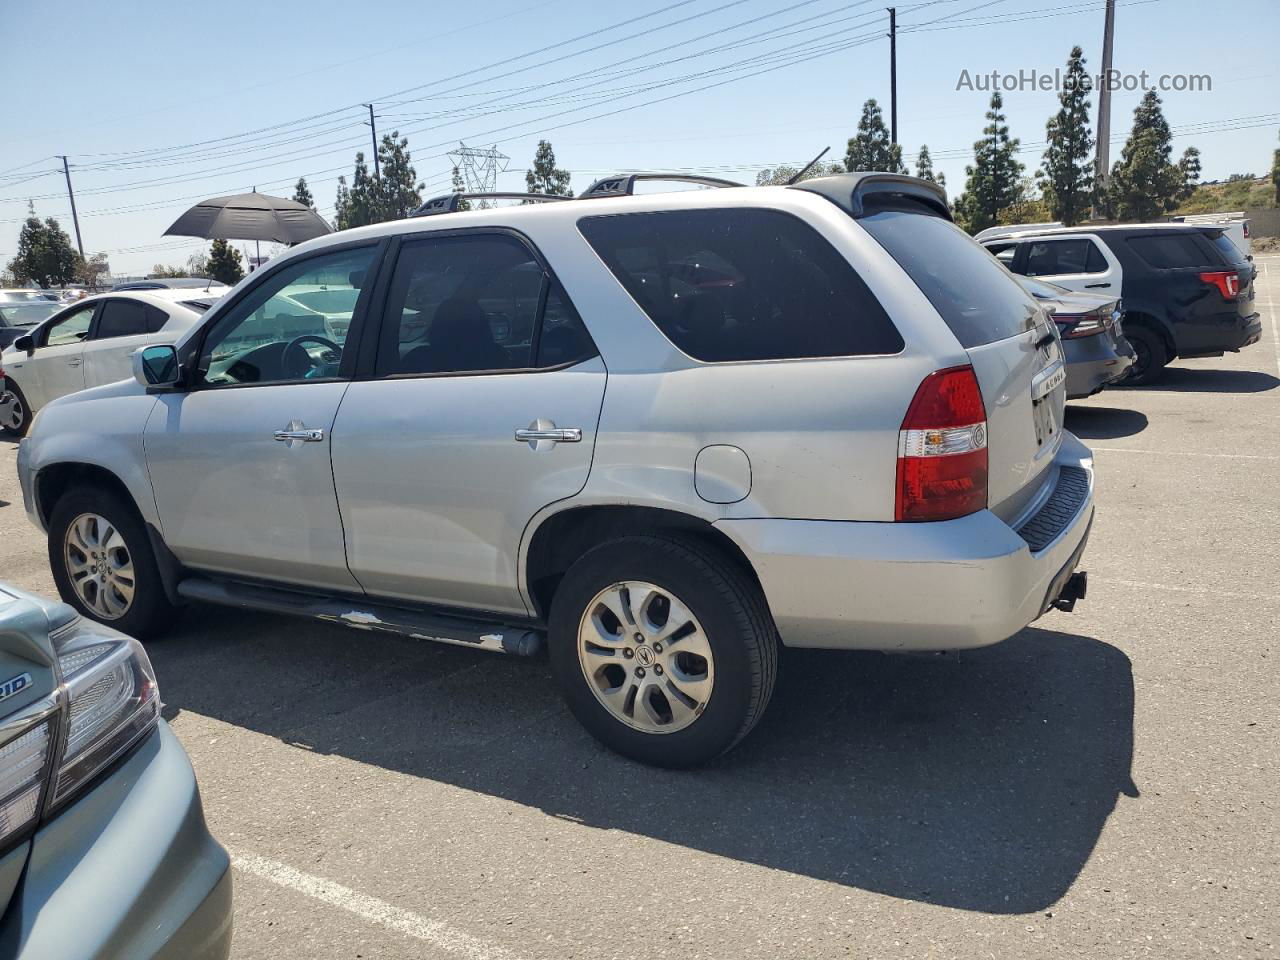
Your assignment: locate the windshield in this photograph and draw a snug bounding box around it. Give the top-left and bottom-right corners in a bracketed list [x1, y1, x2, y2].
[0, 291, 59, 304]
[0, 301, 63, 328]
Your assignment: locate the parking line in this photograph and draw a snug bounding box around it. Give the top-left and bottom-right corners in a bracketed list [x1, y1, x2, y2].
[1091, 446, 1278, 460]
[1263, 260, 1280, 378]
[1095, 576, 1271, 602]
[231, 852, 521, 960]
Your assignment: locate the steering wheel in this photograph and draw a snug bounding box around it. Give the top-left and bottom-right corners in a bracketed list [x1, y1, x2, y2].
[282, 335, 341, 379]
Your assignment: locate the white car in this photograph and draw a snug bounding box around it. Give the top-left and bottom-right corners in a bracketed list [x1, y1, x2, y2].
[1, 288, 221, 436]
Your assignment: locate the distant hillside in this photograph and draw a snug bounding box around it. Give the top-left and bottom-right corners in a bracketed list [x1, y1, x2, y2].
[1174, 178, 1275, 215]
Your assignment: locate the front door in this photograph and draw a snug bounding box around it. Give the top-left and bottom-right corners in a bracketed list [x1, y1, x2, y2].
[144, 244, 382, 591]
[18, 301, 95, 409]
[331, 232, 606, 615]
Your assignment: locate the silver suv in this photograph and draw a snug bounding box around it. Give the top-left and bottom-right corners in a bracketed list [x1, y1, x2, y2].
[17, 173, 1094, 766]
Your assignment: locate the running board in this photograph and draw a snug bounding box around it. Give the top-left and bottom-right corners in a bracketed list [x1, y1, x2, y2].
[175, 577, 544, 656]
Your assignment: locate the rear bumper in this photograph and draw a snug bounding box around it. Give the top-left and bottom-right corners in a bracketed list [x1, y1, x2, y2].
[1064, 334, 1133, 399]
[1176, 310, 1262, 356]
[718, 433, 1095, 651]
[2, 723, 232, 960]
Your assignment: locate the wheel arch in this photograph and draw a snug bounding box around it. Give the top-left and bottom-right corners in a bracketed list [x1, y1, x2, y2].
[1121, 308, 1177, 358]
[34, 461, 145, 529]
[523, 504, 765, 622]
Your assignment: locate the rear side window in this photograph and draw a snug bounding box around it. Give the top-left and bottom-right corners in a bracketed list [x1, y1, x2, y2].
[1208, 233, 1247, 265]
[1127, 234, 1213, 269]
[95, 299, 165, 339]
[578, 208, 903, 361]
[1023, 238, 1106, 276]
[860, 209, 1037, 347]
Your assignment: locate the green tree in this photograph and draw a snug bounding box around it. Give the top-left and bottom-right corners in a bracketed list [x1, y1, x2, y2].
[207, 239, 244, 285]
[334, 176, 352, 230]
[914, 145, 945, 188]
[376, 131, 423, 219]
[754, 160, 843, 186]
[340, 152, 382, 228]
[526, 139, 572, 196]
[1177, 147, 1202, 203]
[151, 263, 190, 278]
[451, 165, 471, 211]
[292, 177, 315, 209]
[186, 250, 210, 277]
[954, 92, 1026, 233]
[1040, 46, 1094, 226]
[7, 212, 81, 287]
[844, 99, 905, 173]
[1105, 91, 1187, 220]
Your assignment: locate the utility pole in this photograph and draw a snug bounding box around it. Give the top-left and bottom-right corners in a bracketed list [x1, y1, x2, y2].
[1094, 0, 1116, 216]
[887, 7, 898, 145]
[56, 155, 84, 258]
[363, 104, 380, 178]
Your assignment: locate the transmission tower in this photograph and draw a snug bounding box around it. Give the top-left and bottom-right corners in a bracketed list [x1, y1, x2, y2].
[448, 143, 509, 207]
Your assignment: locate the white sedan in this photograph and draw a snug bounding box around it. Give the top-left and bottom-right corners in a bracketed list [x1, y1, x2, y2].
[1, 288, 222, 436]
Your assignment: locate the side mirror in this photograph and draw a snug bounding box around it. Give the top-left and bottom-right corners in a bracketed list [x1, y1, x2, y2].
[132, 344, 182, 390]
[14, 335, 33, 356]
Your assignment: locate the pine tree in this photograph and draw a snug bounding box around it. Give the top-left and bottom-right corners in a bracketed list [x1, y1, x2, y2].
[376, 131, 423, 219]
[1177, 147, 1202, 203]
[292, 177, 315, 209]
[334, 176, 352, 230]
[526, 140, 572, 196]
[914, 145, 944, 188]
[451, 166, 471, 211]
[845, 99, 905, 173]
[1106, 91, 1186, 221]
[954, 92, 1025, 233]
[207, 239, 244, 285]
[1040, 46, 1094, 226]
[343, 152, 382, 227]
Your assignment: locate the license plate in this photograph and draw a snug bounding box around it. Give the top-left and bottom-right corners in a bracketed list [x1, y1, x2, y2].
[1033, 396, 1057, 447]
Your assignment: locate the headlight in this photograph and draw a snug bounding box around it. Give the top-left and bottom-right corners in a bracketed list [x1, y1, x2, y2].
[0, 619, 159, 848]
[49, 621, 160, 808]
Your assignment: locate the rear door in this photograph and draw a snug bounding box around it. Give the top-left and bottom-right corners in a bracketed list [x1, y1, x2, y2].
[861, 206, 1066, 523]
[331, 230, 606, 616]
[1018, 234, 1120, 296]
[80, 297, 171, 388]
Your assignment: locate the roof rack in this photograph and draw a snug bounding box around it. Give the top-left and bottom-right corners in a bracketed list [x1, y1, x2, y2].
[578, 173, 744, 200]
[411, 192, 573, 217]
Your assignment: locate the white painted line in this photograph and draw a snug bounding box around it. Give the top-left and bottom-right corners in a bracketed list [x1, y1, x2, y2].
[1091, 446, 1278, 460]
[232, 851, 520, 960]
[1262, 260, 1280, 378]
[1095, 577, 1270, 602]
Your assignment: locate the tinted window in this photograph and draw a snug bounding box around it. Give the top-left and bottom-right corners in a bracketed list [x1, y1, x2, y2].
[579, 208, 902, 361]
[0, 301, 61, 328]
[376, 234, 594, 376]
[860, 209, 1037, 347]
[198, 245, 377, 386]
[986, 242, 1017, 265]
[1209, 233, 1247, 265]
[1023, 238, 1105, 276]
[42, 303, 96, 346]
[1127, 234, 1213, 269]
[95, 299, 156, 339]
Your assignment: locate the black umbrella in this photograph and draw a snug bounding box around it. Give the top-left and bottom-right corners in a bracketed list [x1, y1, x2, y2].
[163, 192, 332, 245]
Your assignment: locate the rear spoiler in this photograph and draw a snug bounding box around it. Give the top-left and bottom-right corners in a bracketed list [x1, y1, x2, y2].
[791, 172, 952, 221]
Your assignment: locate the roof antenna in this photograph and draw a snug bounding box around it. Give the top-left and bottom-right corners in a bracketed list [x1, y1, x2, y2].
[786, 147, 831, 186]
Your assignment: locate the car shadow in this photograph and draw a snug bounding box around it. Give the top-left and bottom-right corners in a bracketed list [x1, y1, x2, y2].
[1108, 366, 1280, 394]
[153, 605, 1136, 914]
[1065, 405, 1149, 440]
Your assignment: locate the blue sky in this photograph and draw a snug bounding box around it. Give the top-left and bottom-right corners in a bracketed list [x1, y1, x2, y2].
[2, 0, 1276, 275]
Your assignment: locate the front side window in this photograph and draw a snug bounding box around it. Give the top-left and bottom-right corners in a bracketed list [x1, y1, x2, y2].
[197, 245, 377, 386]
[579, 208, 903, 362]
[1023, 238, 1105, 276]
[375, 234, 595, 376]
[41, 303, 96, 347]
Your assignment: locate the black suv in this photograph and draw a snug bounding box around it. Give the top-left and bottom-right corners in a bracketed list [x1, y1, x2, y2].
[982, 224, 1261, 383]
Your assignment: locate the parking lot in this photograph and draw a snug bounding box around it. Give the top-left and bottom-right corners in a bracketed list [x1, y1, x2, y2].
[1, 256, 1276, 959]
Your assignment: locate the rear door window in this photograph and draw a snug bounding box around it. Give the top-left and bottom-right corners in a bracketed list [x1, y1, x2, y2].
[578, 208, 903, 361]
[94, 299, 162, 339]
[859, 208, 1037, 347]
[1023, 238, 1106, 276]
[1127, 234, 1214, 269]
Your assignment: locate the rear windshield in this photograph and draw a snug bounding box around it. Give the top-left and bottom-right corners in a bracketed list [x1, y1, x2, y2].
[578, 208, 903, 362]
[859, 209, 1037, 347]
[1126, 233, 1214, 269]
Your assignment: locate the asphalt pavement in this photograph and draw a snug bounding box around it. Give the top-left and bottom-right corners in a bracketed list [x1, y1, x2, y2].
[1, 257, 1277, 959]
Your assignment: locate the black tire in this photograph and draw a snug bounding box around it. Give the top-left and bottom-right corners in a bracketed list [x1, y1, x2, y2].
[548, 535, 778, 767]
[0, 380, 32, 438]
[48, 486, 179, 640]
[1119, 325, 1168, 385]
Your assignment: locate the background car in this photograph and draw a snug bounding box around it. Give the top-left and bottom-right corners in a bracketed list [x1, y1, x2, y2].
[0, 290, 65, 350]
[1014, 275, 1133, 399]
[112, 277, 229, 292]
[981, 223, 1261, 383]
[0, 288, 221, 436]
[0, 581, 231, 959]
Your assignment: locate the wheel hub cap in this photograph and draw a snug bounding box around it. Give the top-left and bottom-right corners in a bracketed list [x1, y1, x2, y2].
[64, 513, 135, 620]
[577, 580, 714, 735]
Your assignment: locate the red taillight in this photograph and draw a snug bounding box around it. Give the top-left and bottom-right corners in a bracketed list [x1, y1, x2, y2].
[1199, 270, 1239, 300]
[1054, 308, 1109, 339]
[895, 366, 989, 522]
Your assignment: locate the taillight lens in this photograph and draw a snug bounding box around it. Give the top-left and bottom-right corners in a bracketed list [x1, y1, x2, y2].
[1054, 308, 1109, 338]
[1200, 270, 1239, 300]
[895, 366, 989, 522]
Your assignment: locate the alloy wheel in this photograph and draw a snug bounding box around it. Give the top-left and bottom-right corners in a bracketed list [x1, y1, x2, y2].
[64, 513, 135, 619]
[577, 580, 714, 734]
[0, 391, 23, 432]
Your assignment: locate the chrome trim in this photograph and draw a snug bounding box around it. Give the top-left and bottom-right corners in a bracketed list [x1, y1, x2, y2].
[0, 693, 60, 748]
[514, 427, 582, 443]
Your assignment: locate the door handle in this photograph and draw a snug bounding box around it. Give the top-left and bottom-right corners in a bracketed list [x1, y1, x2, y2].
[515, 427, 582, 443]
[1084, 282, 1111, 288]
[274, 420, 325, 446]
[67, 358, 83, 367]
